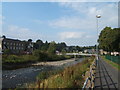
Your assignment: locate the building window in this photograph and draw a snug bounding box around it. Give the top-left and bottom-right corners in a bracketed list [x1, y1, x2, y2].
[10, 47, 12, 50]
[13, 47, 15, 50]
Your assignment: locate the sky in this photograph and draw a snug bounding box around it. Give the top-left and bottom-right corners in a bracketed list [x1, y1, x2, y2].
[1, 2, 118, 46]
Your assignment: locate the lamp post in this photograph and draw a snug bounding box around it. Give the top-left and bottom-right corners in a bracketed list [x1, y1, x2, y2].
[96, 15, 101, 62]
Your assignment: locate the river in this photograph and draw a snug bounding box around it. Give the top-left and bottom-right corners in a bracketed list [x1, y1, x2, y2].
[2, 57, 86, 88]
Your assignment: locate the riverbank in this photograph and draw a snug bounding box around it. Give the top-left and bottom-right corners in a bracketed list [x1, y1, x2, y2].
[32, 58, 78, 66]
[25, 56, 94, 88]
[2, 57, 87, 88]
[3, 58, 76, 70]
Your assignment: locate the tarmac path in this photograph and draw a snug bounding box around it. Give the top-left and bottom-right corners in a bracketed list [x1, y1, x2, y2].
[94, 57, 119, 89]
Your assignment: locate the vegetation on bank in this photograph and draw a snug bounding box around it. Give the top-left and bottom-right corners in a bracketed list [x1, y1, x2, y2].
[101, 56, 120, 70]
[25, 56, 94, 88]
[2, 53, 73, 64]
[2, 49, 75, 70]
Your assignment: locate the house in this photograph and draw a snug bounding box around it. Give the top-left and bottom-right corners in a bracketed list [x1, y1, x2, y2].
[1, 36, 33, 54]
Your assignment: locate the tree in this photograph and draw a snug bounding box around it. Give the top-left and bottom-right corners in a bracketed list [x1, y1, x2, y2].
[47, 41, 56, 54]
[33, 50, 49, 61]
[56, 42, 67, 52]
[35, 39, 43, 49]
[98, 26, 120, 52]
[41, 41, 49, 51]
[28, 39, 32, 42]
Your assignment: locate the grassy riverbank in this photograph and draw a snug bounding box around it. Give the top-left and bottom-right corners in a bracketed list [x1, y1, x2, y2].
[101, 56, 120, 70]
[2, 54, 73, 70]
[25, 56, 94, 88]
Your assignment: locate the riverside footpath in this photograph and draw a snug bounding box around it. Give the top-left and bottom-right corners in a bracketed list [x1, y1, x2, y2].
[94, 57, 119, 89]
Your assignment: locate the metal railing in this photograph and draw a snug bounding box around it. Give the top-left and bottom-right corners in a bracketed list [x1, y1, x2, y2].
[82, 60, 96, 89]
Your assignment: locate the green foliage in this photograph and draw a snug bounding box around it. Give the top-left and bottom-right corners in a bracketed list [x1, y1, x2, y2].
[56, 42, 67, 52]
[33, 50, 49, 61]
[98, 27, 120, 52]
[2, 55, 37, 64]
[47, 41, 56, 54]
[3, 55, 22, 63]
[34, 39, 43, 49]
[3, 49, 11, 55]
[37, 72, 49, 80]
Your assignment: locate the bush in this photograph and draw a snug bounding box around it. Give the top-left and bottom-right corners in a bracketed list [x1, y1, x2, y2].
[33, 50, 49, 61]
[37, 72, 49, 81]
[2, 54, 38, 64]
[22, 55, 37, 62]
[3, 55, 23, 64]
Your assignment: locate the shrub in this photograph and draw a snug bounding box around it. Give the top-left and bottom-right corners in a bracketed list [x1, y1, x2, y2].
[33, 50, 49, 61]
[22, 55, 37, 62]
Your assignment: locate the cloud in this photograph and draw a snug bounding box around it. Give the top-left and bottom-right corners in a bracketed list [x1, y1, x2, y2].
[49, 16, 95, 30]
[59, 31, 85, 40]
[58, 32, 96, 46]
[49, 17, 81, 29]
[48, 2, 118, 46]
[3, 25, 43, 41]
[50, 2, 117, 31]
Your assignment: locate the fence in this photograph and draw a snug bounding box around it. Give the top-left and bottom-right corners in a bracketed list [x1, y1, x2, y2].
[82, 59, 96, 89]
[104, 55, 120, 65]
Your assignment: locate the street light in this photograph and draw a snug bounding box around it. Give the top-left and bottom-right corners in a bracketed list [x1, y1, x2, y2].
[96, 15, 101, 61]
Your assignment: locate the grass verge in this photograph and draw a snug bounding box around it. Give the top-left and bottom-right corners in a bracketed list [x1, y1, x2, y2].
[101, 56, 120, 70]
[25, 56, 95, 88]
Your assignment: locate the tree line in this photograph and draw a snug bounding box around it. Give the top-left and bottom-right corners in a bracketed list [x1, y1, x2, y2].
[98, 26, 120, 52]
[30, 39, 95, 54]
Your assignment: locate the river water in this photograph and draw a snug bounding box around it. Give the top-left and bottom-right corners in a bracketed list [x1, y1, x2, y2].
[2, 58, 85, 88]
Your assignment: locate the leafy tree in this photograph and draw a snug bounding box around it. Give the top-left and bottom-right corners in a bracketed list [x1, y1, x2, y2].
[33, 50, 49, 61]
[35, 39, 43, 49]
[41, 41, 49, 51]
[98, 26, 120, 52]
[56, 42, 67, 52]
[47, 41, 56, 54]
[28, 39, 32, 42]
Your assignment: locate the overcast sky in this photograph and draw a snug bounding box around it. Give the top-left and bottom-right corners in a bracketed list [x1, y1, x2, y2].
[1, 2, 118, 46]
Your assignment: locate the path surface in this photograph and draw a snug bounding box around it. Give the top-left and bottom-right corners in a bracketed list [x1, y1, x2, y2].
[94, 57, 119, 89]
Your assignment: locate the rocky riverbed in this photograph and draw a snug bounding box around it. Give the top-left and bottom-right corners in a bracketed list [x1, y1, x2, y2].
[2, 57, 86, 88]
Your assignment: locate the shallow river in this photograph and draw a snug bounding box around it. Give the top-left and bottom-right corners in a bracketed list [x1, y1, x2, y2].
[2, 58, 85, 88]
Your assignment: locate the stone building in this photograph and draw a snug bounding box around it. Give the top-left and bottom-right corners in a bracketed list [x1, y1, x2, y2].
[2, 36, 26, 54]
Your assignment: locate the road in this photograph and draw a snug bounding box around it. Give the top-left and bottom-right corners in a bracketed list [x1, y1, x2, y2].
[94, 57, 119, 89]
